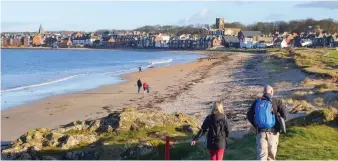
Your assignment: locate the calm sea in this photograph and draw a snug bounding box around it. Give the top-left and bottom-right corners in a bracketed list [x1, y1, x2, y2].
[1, 49, 201, 109]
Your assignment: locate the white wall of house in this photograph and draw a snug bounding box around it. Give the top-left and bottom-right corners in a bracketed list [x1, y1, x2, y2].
[240, 40, 254, 48]
[240, 37, 258, 48]
[155, 36, 170, 48]
[281, 39, 289, 48]
[73, 39, 92, 45]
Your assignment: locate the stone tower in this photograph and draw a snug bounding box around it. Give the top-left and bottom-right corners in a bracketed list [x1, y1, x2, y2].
[216, 18, 224, 29]
[38, 24, 44, 35]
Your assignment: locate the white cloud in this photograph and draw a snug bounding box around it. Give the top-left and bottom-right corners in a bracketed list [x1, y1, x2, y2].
[177, 8, 222, 26]
[295, 1, 338, 10]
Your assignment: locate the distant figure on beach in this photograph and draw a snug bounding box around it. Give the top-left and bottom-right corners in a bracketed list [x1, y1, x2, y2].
[143, 82, 149, 93]
[137, 79, 142, 93]
[247, 85, 286, 160]
[208, 57, 211, 61]
[139, 67, 142, 72]
[191, 102, 230, 160]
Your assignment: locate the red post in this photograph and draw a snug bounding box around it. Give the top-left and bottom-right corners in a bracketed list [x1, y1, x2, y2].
[165, 136, 170, 160]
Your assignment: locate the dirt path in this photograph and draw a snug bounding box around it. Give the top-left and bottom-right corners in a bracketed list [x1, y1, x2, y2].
[159, 52, 308, 138]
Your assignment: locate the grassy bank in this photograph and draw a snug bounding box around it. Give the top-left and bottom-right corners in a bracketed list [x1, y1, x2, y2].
[170, 109, 338, 160]
[222, 124, 338, 160]
[269, 48, 338, 79]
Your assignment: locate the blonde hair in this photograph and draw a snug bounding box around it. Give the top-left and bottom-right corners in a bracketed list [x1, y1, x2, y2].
[211, 101, 224, 114]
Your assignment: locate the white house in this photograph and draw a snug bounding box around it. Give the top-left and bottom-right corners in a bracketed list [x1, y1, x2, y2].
[154, 33, 170, 48]
[238, 31, 262, 48]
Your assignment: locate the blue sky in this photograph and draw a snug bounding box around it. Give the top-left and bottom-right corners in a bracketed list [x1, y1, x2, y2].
[1, 1, 337, 32]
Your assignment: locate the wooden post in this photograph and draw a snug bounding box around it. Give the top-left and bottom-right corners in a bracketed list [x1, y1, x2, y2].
[165, 136, 170, 160]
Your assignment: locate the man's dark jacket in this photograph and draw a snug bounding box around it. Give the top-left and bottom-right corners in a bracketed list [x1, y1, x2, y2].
[247, 95, 286, 132]
[193, 114, 230, 150]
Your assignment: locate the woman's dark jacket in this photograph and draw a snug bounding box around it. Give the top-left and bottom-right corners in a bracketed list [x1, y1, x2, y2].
[193, 113, 230, 150]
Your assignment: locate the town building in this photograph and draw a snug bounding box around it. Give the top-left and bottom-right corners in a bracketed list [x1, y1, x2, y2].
[216, 18, 225, 29]
[224, 28, 241, 36]
[23, 37, 31, 47]
[136, 36, 155, 48]
[238, 31, 262, 48]
[222, 36, 240, 48]
[32, 34, 43, 46]
[59, 38, 72, 48]
[154, 33, 170, 48]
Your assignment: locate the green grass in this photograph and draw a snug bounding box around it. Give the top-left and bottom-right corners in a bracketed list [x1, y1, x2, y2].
[36, 125, 194, 159]
[278, 125, 338, 160]
[207, 124, 338, 160]
[270, 48, 338, 78]
[137, 141, 209, 160]
[223, 134, 256, 160]
[261, 56, 296, 74]
[322, 50, 338, 67]
[35, 123, 338, 160]
[100, 125, 192, 145]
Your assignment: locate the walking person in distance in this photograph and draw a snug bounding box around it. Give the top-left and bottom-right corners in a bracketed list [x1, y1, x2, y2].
[247, 85, 286, 161]
[191, 101, 230, 160]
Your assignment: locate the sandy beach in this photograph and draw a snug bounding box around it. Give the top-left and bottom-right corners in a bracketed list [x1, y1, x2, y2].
[1, 54, 215, 141]
[1, 51, 307, 142]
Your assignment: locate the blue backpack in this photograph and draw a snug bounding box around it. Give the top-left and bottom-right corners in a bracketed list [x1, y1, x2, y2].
[254, 98, 275, 129]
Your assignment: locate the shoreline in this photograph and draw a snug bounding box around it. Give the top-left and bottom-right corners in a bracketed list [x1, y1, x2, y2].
[1, 54, 217, 141]
[1, 50, 206, 109]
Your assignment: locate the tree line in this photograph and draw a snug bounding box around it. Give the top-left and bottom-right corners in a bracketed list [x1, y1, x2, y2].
[133, 18, 338, 35]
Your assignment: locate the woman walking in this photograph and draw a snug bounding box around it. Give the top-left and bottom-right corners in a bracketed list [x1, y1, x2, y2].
[191, 102, 230, 160]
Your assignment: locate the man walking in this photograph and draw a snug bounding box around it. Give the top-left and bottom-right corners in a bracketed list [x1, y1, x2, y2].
[137, 79, 142, 93]
[247, 85, 286, 161]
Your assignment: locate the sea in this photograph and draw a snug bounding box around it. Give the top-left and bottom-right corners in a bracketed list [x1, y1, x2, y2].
[1, 49, 201, 110]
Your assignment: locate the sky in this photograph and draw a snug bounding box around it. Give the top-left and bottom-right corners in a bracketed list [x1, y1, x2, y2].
[1, 1, 338, 32]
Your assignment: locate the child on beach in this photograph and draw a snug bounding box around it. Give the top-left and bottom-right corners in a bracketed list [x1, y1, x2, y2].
[143, 82, 150, 93]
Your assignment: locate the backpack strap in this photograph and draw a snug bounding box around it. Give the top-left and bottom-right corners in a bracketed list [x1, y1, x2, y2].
[259, 97, 277, 115]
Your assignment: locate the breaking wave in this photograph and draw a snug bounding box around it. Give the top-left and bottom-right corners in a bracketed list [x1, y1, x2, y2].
[147, 58, 173, 67]
[1, 74, 84, 92]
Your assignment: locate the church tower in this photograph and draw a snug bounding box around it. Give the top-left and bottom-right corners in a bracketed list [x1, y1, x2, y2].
[38, 24, 44, 35]
[216, 18, 224, 29]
